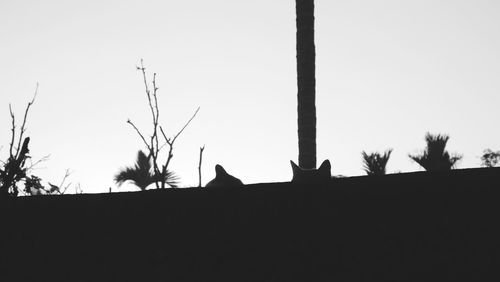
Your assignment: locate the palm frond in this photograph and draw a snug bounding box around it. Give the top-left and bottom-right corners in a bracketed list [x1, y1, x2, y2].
[114, 150, 181, 190]
[153, 170, 180, 188]
[409, 133, 462, 171]
[114, 150, 155, 190]
[362, 149, 392, 175]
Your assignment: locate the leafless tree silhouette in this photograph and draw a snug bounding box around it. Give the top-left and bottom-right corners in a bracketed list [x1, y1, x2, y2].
[126, 60, 199, 189]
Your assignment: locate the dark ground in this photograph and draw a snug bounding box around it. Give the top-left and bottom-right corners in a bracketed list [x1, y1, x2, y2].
[1, 168, 500, 282]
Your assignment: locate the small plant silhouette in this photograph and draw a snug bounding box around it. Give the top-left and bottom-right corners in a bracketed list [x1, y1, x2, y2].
[1, 85, 44, 196]
[361, 149, 392, 175]
[480, 149, 500, 167]
[124, 60, 199, 189]
[115, 150, 178, 190]
[409, 133, 462, 171]
[0, 85, 73, 197]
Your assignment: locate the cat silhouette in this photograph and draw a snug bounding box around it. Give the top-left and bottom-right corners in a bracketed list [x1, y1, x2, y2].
[290, 159, 332, 183]
[206, 165, 243, 188]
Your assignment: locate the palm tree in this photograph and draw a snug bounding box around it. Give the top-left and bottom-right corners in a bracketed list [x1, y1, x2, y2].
[362, 149, 393, 175]
[115, 150, 178, 190]
[296, 0, 316, 169]
[409, 133, 462, 171]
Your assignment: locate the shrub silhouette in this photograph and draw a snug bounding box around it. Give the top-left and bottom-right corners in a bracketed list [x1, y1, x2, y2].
[0, 85, 66, 196]
[1, 137, 30, 197]
[115, 150, 178, 190]
[480, 149, 500, 167]
[1, 86, 75, 197]
[409, 133, 462, 171]
[361, 149, 392, 175]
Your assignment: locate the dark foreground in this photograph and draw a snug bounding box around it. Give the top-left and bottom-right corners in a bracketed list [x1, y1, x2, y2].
[1, 168, 500, 282]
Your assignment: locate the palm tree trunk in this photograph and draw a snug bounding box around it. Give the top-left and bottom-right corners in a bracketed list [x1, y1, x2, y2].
[296, 0, 316, 169]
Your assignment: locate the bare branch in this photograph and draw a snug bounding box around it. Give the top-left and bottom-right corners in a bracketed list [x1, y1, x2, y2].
[152, 72, 160, 170]
[127, 119, 150, 149]
[167, 106, 200, 145]
[75, 183, 83, 194]
[159, 126, 175, 174]
[60, 182, 72, 194]
[59, 168, 71, 187]
[157, 142, 168, 153]
[159, 126, 170, 145]
[138, 59, 157, 126]
[16, 83, 38, 159]
[58, 169, 72, 194]
[26, 154, 51, 172]
[159, 107, 200, 173]
[198, 145, 205, 188]
[137, 60, 162, 186]
[9, 104, 16, 158]
[152, 72, 160, 124]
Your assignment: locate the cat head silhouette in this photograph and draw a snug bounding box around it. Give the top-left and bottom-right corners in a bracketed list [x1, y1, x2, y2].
[290, 160, 332, 183]
[206, 164, 243, 188]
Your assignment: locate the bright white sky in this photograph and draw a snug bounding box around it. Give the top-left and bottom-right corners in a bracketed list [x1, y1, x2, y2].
[1, 0, 500, 193]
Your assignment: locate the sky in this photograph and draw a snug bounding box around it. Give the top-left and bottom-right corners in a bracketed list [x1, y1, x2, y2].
[1, 0, 500, 193]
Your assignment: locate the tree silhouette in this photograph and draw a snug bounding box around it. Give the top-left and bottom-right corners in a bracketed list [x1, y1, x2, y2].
[1, 85, 72, 197]
[409, 133, 462, 171]
[362, 149, 393, 175]
[115, 150, 178, 190]
[296, 0, 316, 169]
[480, 149, 500, 167]
[1, 85, 47, 197]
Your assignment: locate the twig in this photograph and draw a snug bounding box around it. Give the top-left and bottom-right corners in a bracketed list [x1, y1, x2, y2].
[136, 60, 163, 186]
[137, 59, 158, 127]
[198, 145, 205, 188]
[58, 169, 72, 194]
[127, 119, 149, 148]
[171, 107, 200, 145]
[75, 183, 83, 194]
[152, 72, 160, 175]
[159, 107, 199, 172]
[152, 72, 160, 125]
[9, 104, 15, 158]
[61, 182, 72, 194]
[26, 154, 50, 171]
[157, 107, 200, 188]
[16, 83, 38, 159]
[157, 142, 168, 152]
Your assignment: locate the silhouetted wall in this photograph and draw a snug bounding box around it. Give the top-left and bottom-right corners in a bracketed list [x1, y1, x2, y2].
[1, 168, 499, 281]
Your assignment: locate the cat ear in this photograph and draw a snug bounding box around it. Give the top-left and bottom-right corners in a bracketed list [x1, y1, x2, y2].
[215, 164, 227, 176]
[290, 160, 301, 174]
[318, 160, 332, 176]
